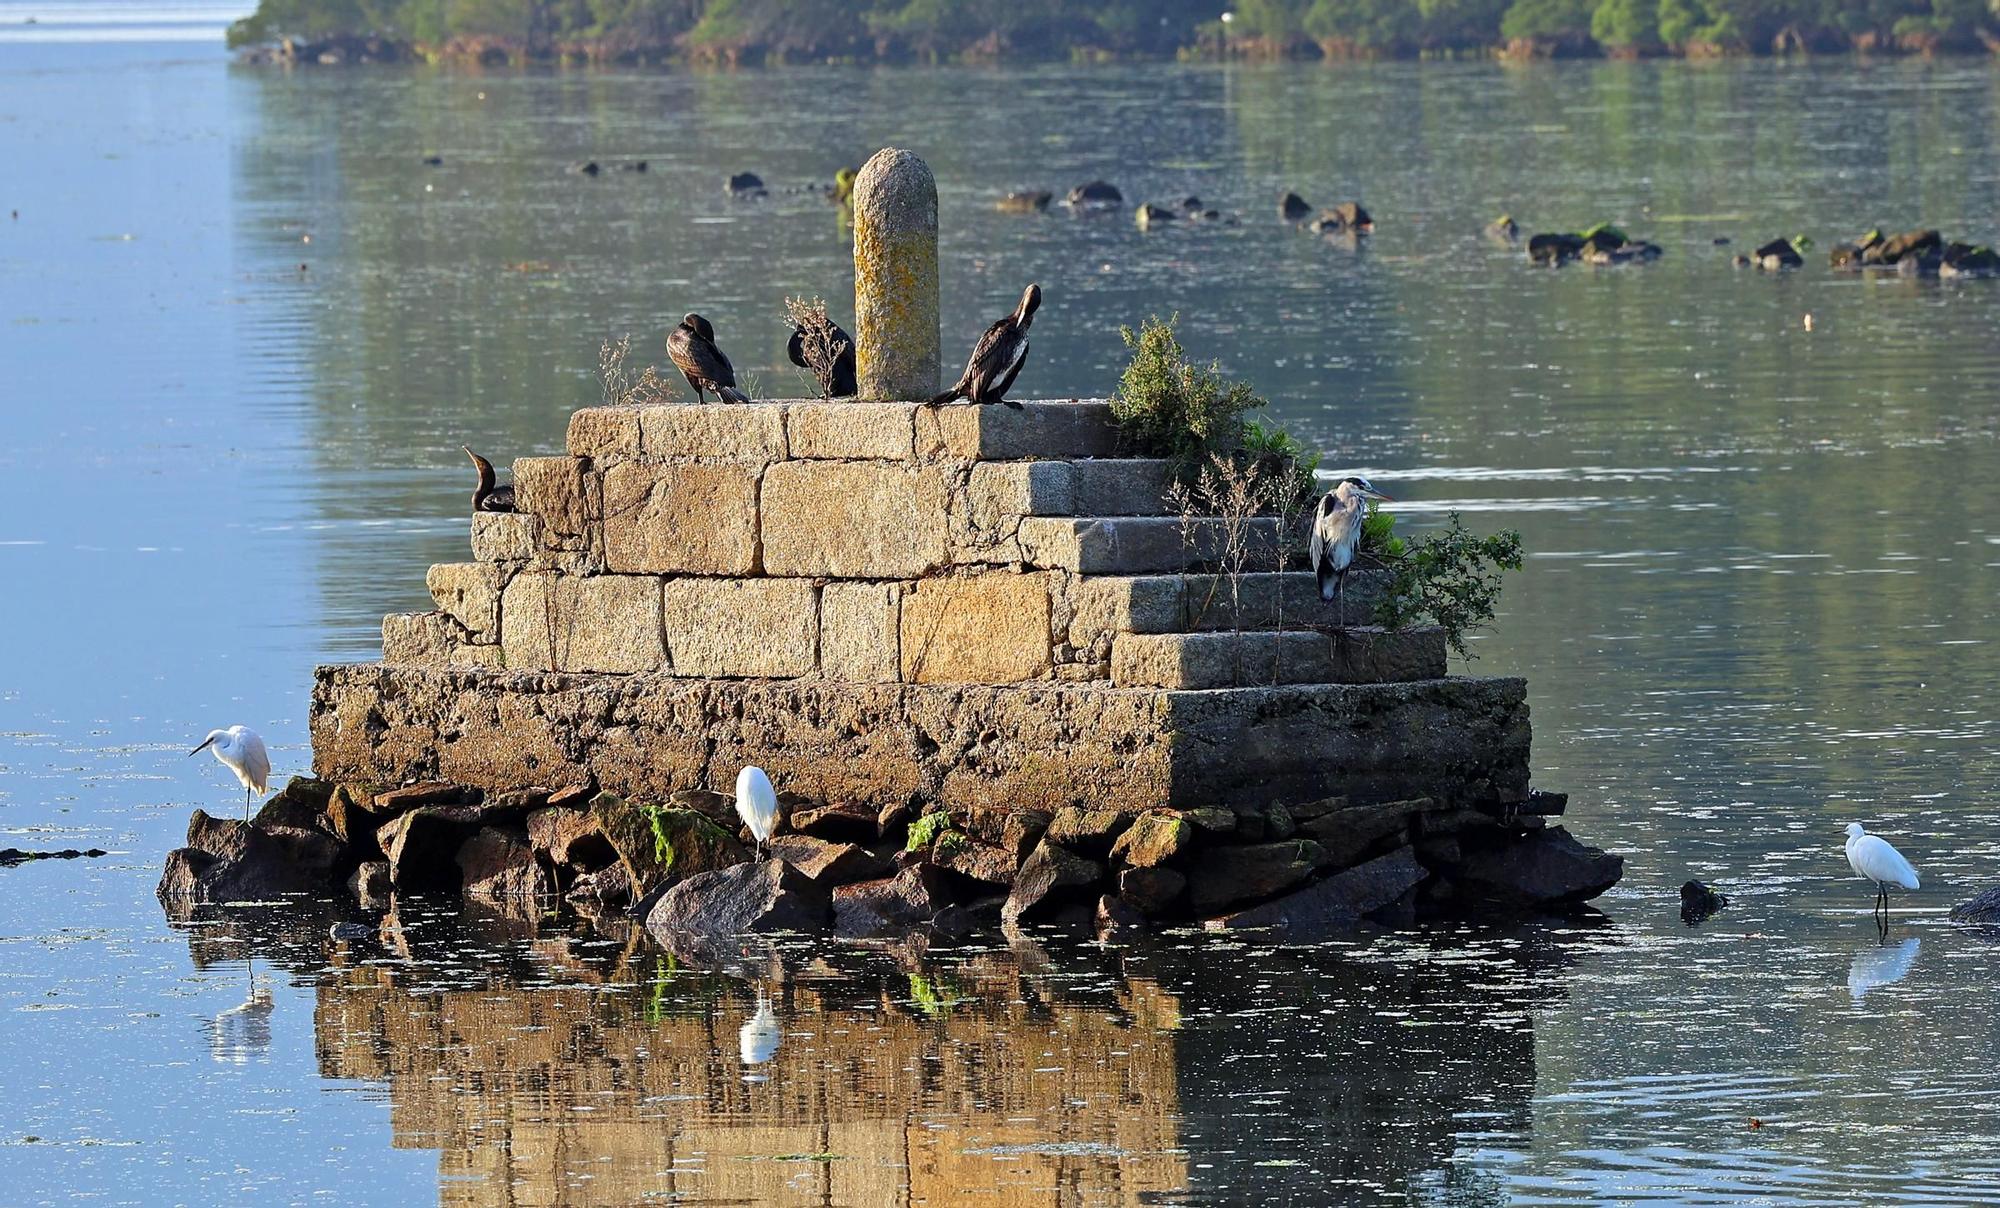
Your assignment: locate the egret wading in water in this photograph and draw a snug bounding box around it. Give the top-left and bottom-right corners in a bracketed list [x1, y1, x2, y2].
[1308, 476, 1394, 626]
[190, 726, 270, 821]
[1845, 822, 1919, 916]
[666, 313, 750, 404]
[931, 283, 1039, 407]
[462, 446, 515, 513]
[735, 765, 778, 858]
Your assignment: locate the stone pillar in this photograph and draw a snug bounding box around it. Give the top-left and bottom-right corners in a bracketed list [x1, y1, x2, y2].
[852, 148, 939, 400]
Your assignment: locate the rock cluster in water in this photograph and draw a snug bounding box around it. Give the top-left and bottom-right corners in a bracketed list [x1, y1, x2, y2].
[159, 775, 1620, 943]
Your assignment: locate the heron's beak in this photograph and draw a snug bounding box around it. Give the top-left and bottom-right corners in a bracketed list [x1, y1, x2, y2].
[1366, 489, 1395, 503]
[189, 737, 215, 757]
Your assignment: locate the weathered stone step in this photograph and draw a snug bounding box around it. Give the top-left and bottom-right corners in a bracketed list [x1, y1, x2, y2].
[567, 398, 1136, 465]
[1067, 570, 1394, 643]
[1110, 628, 1447, 690]
[1018, 515, 1290, 574]
[972, 458, 1178, 518]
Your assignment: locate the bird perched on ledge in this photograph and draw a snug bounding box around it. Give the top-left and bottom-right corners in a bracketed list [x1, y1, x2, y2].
[190, 725, 270, 821]
[667, 313, 750, 404]
[787, 317, 857, 398]
[736, 765, 777, 858]
[462, 446, 515, 513]
[1309, 475, 1394, 622]
[931, 283, 1039, 407]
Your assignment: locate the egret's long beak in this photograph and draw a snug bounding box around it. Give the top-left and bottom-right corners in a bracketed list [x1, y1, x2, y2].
[189, 737, 215, 757]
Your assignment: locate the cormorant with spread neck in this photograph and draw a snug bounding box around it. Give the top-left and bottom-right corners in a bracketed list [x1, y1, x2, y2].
[667, 313, 750, 404]
[931, 283, 1039, 407]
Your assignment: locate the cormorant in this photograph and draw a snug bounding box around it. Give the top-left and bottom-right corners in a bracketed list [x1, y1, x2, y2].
[1308, 475, 1393, 623]
[666, 313, 750, 404]
[463, 446, 516, 513]
[787, 319, 857, 398]
[931, 283, 1040, 408]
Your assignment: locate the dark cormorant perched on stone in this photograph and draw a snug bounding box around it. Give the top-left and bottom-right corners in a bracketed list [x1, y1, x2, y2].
[930, 283, 1039, 408]
[463, 446, 516, 513]
[787, 319, 857, 398]
[666, 313, 750, 404]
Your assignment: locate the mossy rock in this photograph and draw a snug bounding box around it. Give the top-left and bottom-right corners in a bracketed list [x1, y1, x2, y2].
[590, 792, 747, 897]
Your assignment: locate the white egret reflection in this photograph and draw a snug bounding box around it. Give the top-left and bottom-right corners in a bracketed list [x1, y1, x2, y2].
[1848, 938, 1920, 1001]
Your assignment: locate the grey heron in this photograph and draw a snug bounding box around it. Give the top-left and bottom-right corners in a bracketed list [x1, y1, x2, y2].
[1308, 475, 1394, 626]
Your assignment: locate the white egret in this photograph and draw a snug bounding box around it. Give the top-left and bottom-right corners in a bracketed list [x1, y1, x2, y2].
[735, 765, 778, 858]
[1845, 822, 1919, 915]
[1847, 937, 1920, 1000]
[1308, 475, 1394, 624]
[190, 725, 270, 821]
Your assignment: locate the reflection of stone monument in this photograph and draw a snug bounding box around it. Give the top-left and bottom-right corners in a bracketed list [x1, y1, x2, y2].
[312, 147, 1531, 819]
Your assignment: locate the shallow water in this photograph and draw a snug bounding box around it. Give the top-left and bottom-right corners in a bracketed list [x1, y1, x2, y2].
[3, 38, 2000, 1205]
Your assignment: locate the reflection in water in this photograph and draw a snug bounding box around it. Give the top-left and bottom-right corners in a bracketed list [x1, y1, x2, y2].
[164, 904, 1577, 1205]
[203, 959, 275, 1065]
[1848, 937, 1920, 1001]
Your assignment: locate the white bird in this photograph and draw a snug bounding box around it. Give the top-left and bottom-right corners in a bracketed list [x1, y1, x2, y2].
[738, 991, 780, 1066]
[1845, 822, 1919, 915]
[735, 765, 778, 858]
[1847, 937, 1920, 1000]
[190, 725, 271, 821]
[1308, 475, 1394, 624]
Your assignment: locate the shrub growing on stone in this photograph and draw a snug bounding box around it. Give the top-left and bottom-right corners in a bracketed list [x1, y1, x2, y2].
[1373, 512, 1524, 659]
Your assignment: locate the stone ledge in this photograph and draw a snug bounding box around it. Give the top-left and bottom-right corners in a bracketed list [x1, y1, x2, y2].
[565, 399, 1130, 464]
[1019, 515, 1289, 574]
[1109, 627, 1448, 689]
[311, 665, 1530, 814]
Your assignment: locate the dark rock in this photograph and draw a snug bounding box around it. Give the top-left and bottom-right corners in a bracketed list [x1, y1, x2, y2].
[479, 787, 552, 821]
[1306, 201, 1372, 235]
[1135, 203, 1178, 229]
[568, 160, 600, 177]
[877, 800, 913, 838]
[1520, 790, 1568, 816]
[372, 781, 474, 813]
[251, 776, 337, 832]
[456, 828, 550, 900]
[764, 834, 892, 884]
[1485, 214, 1519, 243]
[1173, 807, 1237, 835]
[156, 811, 321, 902]
[788, 800, 878, 843]
[665, 787, 734, 827]
[263, 824, 346, 882]
[377, 804, 484, 890]
[1064, 180, 1122, 209]
[1265, 802, 1297, 841]
[1095, 894, 1148, 942]
[1043, 807, 1127, 856]
[1680, 879, 1728, 924]
[329, 921, 374, 941]
[525, 806, 607, 867]
[996, 190, 1052, 214]
[1185, 840, 1323, 912]
[1829, 241, 1867, 270]
[565, 862, 632, 905]
[1300, 798, 1429, 869]
[1941, 243, 2000, 279]
[1949, 887, 2000, 926]
[1228, 803, 1268, 842]
[1442, 826, 1622, 908]
[623, 160, 647, 173]
[421, 155, 443, 167]
[1528, 232, 1585, 265]
[347, 860, 391, 908]
[1873, 228, 1940, 265]
[323, 785, 379, 852]
[932, 895, 1005, 938]
[644, 860, 831, 936]
[1753, 237, 1803, 270]
[591, 793, 747, 898]
[1205, 846, 1427, 938]
[0, 847, 107, 865]
[1118, 866, 1186, 914]
[1288, 796, 1344, 822]
[833, 864, 954, 936]
[1002, 841, 1102, 924]
[725, 171, 765, 196]
[932, 836, 1019, 887]
[1177, 195, 1203, 211]
[1109, 812, 1194, 869]
[1279, 191, 1312, 222]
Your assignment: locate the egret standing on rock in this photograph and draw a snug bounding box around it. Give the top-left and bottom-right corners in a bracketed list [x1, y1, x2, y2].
[1308, 475, 1394, 624]
[666, 313, 750, 404]
[190, 726, 270, 821]
[735, 765, 777, 858]
[931, 283, 1039, 407]
[1846, 822, 1919, 916]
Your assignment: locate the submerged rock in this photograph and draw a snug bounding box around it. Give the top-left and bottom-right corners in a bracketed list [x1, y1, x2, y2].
[996, 189, 1052, 214]
[1002, 840, 1101, 924]
[1680, 879, 1728, 924]
[1204, 846, 1426, 938]
[644, 859, 830, 936]
[1528, 232, 1585, 265]
[456, 827, 550, 901]
[1949, 886, 2000, 926]
[1753, 238, 1803, 270]
[1064, 180, 1123, 209]
[1306, 202, 1372, 235]
[1941, 243, 2000, 279]
[1485, 214, 1520, 243]
[1279, 191, 1313, 222]
[1869, 228, 1939, 265]
[725, 171, 766, 197]
[1185, 840, 1324, 912]
[1134, 203, 1178, 230]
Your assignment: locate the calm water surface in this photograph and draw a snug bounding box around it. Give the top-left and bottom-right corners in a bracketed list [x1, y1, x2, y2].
[3, 38, 1999, 1205]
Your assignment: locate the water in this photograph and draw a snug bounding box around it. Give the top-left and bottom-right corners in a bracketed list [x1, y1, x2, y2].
[4, 34, 2000, 1204]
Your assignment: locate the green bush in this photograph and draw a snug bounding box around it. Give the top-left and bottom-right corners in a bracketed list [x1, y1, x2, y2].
[1373, 512, 1524, 659]
[1112, 314, 1266, 468]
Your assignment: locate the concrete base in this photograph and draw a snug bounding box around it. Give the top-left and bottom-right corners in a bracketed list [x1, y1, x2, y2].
[311, 664, 1531, 815]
